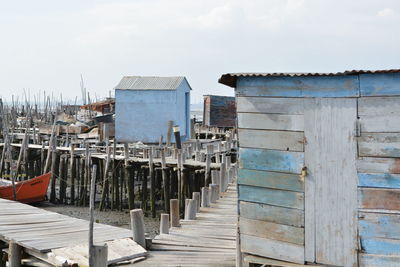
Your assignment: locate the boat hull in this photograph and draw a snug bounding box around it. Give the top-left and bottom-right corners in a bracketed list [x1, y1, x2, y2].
[0, 173, 51, 203]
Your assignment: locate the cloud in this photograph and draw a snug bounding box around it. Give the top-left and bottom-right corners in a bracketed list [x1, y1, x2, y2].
[377, 7, 396, 17]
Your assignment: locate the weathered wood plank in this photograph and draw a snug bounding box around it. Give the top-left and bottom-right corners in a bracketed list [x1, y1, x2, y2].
[359, 253, 400, 267]
[239, 148, 304, 174]
[238, 129, 304, 152]
[358, 96, 400, 115]
[359, 188, 400, 210]
[358, 173, 400, 189]
[236, 97, 304, 114]
[238, 168, 304, 192]
[359, 212, 400, 239]
[360, 115, 400, 133]
[240, 234, 304, 264]
[361, 237, 400, 256]
[360, 73, 400, 96]
[239, 201, 304, 227]
[239, 217, 304, 245]
[304, 98, 358, 266]
[239, 185, 304, 210]
[236, 75, 359, 97]
[237, 113, 304, 131]
[358, 133, 400, 158]
[357, 157, 400, 174]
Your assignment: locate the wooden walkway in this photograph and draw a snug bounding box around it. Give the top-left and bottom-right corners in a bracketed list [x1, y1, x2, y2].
[133, 183, 238, 267]
[0, 198, 146, 265]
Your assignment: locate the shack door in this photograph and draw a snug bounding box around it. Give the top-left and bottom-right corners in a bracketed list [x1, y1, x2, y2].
[304, 98, 358, 267]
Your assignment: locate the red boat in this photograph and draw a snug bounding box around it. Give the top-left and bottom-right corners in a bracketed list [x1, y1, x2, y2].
[0, 173, 51, 203]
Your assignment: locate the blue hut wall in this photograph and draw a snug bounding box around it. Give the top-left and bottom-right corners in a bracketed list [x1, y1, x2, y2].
[115, 80, 190, 143]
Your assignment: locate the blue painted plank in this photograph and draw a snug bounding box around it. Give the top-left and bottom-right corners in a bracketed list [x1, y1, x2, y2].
[360, 73, 400, 96]
[361, 237, 400, 256]
[240, 201, 304, 227]
[359, 212, 400, 239]
[358, 173, 400, 189]
[236, 75, 359, 97]
[359, 253, 400, 267]
[238, 168, 304, 192]
[239, 185, 304, 210]
[239, 148, 304, 174]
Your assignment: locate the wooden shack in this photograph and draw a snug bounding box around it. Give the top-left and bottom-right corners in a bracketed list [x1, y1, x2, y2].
[203, 95, 236, 128]
[219, 70, 400, 267]
[115, 76, 191, 143]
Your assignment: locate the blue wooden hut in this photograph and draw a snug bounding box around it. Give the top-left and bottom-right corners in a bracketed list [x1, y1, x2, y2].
[219, 70, 400, 267]
[115, 76, 191, 143]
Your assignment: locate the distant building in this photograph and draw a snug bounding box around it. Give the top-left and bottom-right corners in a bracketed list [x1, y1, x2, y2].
[203, 95, 236, 128]
[115, 76, 191, 143]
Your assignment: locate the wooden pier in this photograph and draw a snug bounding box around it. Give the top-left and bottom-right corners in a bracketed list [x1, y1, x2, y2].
[133, 183, 238, 267]
[0, 197, 147, 266]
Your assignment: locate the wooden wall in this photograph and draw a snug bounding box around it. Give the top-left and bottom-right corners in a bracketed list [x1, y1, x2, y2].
[235, 72, 400, 266]
[237, 96, 306, 264]
[357, 73, 400, 266]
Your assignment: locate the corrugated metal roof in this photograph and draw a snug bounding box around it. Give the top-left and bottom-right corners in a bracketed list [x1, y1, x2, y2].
[219, 69, 400, 87]
[115, 76, 185, 90]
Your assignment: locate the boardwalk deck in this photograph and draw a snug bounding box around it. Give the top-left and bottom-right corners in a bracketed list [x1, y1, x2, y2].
[0, 198, 146, 265]
[133, 183, 238, 267]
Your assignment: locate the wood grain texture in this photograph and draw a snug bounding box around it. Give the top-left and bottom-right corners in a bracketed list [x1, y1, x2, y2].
[359, 253, 400, 267]
[239, 185, 304, 210]
[359, 212, 400, 239]
[236, 97, 304, 114]
[236, 75, 359, 98]
[239, 201, 304, 227]
[238, 129, 304, 152]
[239, 148, 304, 174]
[360, 73, 400, 96]
[358, 96, 400, 115]
[360, 115, 400, 133]
[239, 217, 304, 245]
[238, 168, 304, 192]
[304, 98, 358, 266]
[359, 188, 400, 210]
[237, 113, 304, 131]
[358, 173, 400, 189]
[357, 157, 400, 174]
[361, 237, 400, 256]
[240, 234, 305, 264]
[358, 133, 400, 158]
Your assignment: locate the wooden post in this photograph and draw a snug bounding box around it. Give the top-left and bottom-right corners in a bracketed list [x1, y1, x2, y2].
[130, 209, 146, 248]
[170, 199, 180, 227]
[220, 162, 226, 193]
[166, 120, 173, 147]
[93, 244, 108, 267]
[125, 143, 135, 210]
[209, 184, 218, 203]
[89, 165, 97, 267]
[50, 143, 59, 203]
[59, 155, 67, 204]
[70, 146, 76, 205]
[184, 199, 196, 220]
[160, 213, 169, 234]
[173, 126, 182, 149]
[192, 192, 200, 212]
[99, 144, 111, 211]
[161, 149, 170, 212]
[9, 241, 22, 267]
[149, 148, 156, 218]
[201, 187, 210, 207]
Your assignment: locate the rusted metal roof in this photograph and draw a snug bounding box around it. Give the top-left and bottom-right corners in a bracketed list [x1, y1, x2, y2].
[218, 69, 400, 87]
[115, 76, 185, 90]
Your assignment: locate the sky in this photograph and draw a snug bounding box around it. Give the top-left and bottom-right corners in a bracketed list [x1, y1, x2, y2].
[0, 0, 399, 104]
